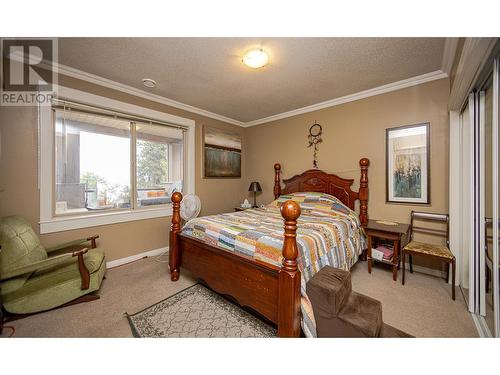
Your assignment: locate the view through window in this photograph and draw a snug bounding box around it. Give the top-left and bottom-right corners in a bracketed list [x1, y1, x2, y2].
[54, 109, 183, 215]
[136, 122, 183, 208]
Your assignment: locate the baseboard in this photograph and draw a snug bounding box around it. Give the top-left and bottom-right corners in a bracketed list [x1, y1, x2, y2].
[471, 313, 492, 338]
[106, 247, 169, 269]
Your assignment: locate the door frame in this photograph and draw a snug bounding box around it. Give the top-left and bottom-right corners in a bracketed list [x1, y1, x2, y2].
[492, 57, 500, 337]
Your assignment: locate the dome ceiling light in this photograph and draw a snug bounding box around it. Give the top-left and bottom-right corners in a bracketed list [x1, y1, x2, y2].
[242, 49, 269, 69]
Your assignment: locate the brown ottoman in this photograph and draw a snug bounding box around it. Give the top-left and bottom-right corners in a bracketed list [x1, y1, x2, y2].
[307, 266, 413, 338]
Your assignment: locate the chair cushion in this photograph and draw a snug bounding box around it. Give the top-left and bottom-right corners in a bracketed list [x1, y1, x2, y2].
[0, 216, 48, 293]
[0, 216, 47, 274]
[2, 249, 106, 314]
[404, 241, 454, 260]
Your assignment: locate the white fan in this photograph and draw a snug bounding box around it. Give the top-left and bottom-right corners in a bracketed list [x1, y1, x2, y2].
[180, 194, 201, 221]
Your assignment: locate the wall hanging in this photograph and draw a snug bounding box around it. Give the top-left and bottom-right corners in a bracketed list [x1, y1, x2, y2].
[204, 126, 242, 178]
[307, 121, 323, 168]
[386, 122, 430, 204]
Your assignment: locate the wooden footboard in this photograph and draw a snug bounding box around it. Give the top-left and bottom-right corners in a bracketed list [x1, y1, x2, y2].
[168, 159, 369, 337]
[168, 192, 302, 337]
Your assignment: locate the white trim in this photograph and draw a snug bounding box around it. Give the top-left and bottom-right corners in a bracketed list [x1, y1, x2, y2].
[493, 57, 500, 338]
[441, 38, 459, 76]
[39, 85, 195, 234]
[56, 61, 449, 128]
[243, 70, 448, 127]
[469, 93, 479, 313]
[55, 85, 195, 128]
[449, 110, 461, 285]
[471, 313, 493, 338]
[56, 62, 245, 127]
[479, 91, 486, 316]
[40, 207, 173, 234]
[449, 38, 498, 111]
[106, 247, 168, 269]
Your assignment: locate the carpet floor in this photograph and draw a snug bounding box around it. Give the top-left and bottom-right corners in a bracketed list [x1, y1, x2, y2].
[350, 262, 478, 337]
[1, 256, 477, 338]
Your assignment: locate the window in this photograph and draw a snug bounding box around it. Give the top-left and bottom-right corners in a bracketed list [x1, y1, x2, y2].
[54, 106, 185, 216]
[39, 86, 195, 233]
[55, 111, 131, 214]
[136, 122, 183, 208]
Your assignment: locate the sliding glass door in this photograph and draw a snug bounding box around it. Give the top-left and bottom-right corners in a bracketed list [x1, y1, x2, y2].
[459, 57, 500, 337]
[483, 78, 494, 333]
[460, 97, 474, 308]
[492, 58, 500, 337]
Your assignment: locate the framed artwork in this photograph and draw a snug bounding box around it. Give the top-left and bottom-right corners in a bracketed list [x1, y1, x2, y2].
[204, 126, 241, 178]
[386, 122, 430, 204]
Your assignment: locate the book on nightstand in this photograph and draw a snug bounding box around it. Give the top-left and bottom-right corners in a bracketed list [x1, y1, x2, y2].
[378, 244, 394, 261]
[371, 248, 384, 261]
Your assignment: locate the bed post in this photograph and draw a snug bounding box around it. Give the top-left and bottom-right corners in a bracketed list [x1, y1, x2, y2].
[169, 192, 182, 281]
[359, 158, 370, 226]
[278, 200, 302, 338]
[274, 163, 282, 199]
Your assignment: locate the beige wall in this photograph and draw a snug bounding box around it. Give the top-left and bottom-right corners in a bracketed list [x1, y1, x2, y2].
[0, 76, 450, 265]
[0, 74, 246, 261]
[244, 78, 450, 225]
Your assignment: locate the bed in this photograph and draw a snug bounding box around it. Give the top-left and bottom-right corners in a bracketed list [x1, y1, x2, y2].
[169, 158, 370, 337]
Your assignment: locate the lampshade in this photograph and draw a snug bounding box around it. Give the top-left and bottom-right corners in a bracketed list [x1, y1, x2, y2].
[248, 181, 262, 192]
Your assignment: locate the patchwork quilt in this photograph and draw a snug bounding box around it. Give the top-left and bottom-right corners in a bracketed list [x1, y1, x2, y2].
[181, 192, 367, 337]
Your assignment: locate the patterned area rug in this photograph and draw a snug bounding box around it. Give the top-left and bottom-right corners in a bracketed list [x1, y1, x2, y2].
[126, 284, 276, 338]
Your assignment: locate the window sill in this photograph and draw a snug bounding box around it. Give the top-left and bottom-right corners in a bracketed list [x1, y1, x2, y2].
[39, 205, 173, 234]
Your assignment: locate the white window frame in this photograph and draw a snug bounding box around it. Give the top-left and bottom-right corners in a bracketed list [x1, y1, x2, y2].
[39, 86, 195, 234]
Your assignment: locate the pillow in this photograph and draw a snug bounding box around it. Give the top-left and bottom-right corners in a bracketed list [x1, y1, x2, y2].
[269, 192, 351, 215]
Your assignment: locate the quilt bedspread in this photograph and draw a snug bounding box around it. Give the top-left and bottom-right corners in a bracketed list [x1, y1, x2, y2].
[181, 192, 366, 337]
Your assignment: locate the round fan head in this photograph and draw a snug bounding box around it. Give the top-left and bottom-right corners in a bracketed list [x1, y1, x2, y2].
[180, 194, 201, 220]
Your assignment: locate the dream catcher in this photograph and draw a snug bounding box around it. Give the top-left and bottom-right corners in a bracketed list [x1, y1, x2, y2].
[307, 121, 323, 168]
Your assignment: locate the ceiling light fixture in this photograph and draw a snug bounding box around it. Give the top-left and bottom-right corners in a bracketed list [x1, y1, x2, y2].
[142, 78, 157, 88]
[242, 49, 269, 69]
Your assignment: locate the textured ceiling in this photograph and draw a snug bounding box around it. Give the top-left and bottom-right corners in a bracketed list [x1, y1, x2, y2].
[58, 38, 445, 123]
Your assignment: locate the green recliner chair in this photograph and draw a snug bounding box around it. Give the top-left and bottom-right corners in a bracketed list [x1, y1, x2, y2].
[0, 216, 106, 315]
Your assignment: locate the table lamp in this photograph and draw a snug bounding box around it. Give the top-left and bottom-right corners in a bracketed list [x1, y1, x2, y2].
[248, 181, 262, 208]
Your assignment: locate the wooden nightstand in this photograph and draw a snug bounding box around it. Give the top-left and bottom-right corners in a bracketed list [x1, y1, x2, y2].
[364, 219, 410, 281]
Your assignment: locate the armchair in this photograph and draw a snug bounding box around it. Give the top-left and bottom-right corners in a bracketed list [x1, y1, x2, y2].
[0, 216, 106, 315]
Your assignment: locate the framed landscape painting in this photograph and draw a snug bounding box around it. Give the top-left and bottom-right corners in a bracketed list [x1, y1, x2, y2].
[386, 123, 430, 204]
[204, 126, 241, 178]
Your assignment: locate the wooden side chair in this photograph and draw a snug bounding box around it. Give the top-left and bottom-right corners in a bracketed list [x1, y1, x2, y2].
[402, 211, 456, 300]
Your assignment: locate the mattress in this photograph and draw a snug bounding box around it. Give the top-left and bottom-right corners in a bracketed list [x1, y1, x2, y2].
[181, 192, 366, 337]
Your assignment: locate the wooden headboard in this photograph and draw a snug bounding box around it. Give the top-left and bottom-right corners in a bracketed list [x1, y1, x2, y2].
[273, 158, 370, 225]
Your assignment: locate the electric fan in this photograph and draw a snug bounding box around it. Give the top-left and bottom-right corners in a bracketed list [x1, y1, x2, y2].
[180, 194, 201, 221]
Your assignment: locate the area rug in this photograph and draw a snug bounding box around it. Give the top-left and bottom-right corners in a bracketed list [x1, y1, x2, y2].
[126, 284, 276, 338]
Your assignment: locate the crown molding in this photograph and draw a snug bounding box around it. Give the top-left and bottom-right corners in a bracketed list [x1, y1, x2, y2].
[243, 70, 448, 127]
[441, 38, 459, 76]
[55, 62, 448, 128]
[55, 62, 246, 127]
[449, 38, 498, 111]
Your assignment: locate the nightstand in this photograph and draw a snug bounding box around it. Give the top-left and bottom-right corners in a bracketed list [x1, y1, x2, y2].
[364, 219, 410, 281]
